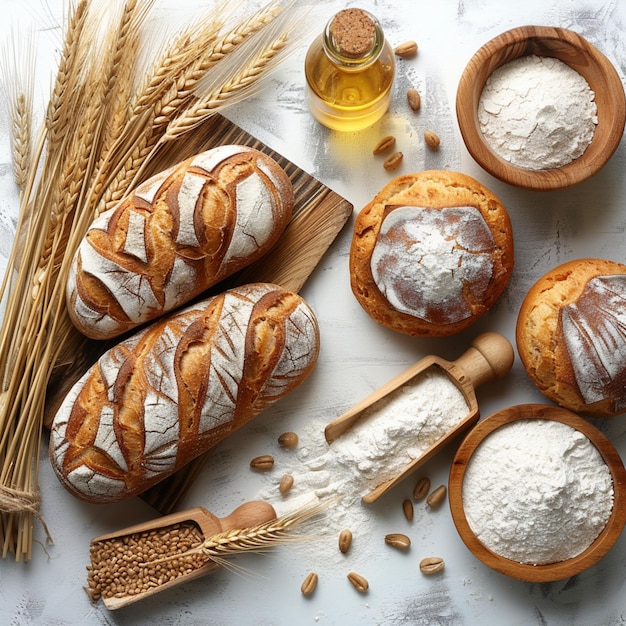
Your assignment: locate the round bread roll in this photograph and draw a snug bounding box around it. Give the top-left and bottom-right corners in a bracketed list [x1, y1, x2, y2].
[349, 170, 514, 336]
[516, 258, 626, 417]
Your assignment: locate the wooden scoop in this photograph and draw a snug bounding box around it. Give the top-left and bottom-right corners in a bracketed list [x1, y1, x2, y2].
[88, 500, 276, 610]
[324, 332, 514, 503]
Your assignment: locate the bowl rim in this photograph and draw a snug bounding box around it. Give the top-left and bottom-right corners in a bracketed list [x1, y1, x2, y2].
[456, 25, 626, 191]
[448, 403, 626, 582]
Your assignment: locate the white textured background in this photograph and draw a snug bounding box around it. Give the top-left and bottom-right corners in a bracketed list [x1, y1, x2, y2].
[1, 1, 626, 624]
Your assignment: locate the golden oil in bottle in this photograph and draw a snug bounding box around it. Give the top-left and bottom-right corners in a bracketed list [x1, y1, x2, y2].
[304, 8, 395, 132]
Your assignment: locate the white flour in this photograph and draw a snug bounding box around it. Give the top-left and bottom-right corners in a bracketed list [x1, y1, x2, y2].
[560, 274, 626, 411]
[462, 419, 614, 565]
[261, 367, 468, 546]
[478, 55, 597, 170]
[371, 206, 496, 324]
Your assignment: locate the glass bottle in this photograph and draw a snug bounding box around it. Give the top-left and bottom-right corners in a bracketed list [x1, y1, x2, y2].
[304, 8, 395, 131]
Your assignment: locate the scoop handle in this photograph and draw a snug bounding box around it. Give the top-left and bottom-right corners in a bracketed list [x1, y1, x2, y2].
[452, 332, 514, 390]
[218, 501, 277, 532]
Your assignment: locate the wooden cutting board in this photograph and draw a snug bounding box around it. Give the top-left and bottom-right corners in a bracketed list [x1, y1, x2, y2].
[44, 113, 353, 514]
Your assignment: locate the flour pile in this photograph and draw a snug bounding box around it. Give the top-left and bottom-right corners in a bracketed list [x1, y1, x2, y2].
[478, 55, 597, 170]
[259, 367, 468, 559]
[462, 418, 614, 565]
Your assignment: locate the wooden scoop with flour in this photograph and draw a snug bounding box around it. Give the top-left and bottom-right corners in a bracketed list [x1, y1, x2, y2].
[324, 332, 514, 503]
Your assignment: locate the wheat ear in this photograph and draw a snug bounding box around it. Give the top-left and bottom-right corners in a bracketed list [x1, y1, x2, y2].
[45, 0, 89, 149]
[145, 498, 331, 571]
[198, 498, 330, 559]
[158, 30, 290, 146]
[150, 0, 282, 127]
[0, 26, 35, 191]
[98, 0, 153, 153]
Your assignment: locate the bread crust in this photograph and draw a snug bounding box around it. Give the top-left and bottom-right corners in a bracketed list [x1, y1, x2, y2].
[349, 170, 514, 336]
[49, 283, 319, 503]
[67, 145, 294, 340]
[516, 258, 626, 417]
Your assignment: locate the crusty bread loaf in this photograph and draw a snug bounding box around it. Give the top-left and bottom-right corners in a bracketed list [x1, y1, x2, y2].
[516, 258, 626, 417]
[49, 283, 320, 503]
[67, 145, 294, 340]
[350, 170, 514, 336]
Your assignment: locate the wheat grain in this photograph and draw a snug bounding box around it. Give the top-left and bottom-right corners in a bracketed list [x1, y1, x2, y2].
[87, 521, 209, 600]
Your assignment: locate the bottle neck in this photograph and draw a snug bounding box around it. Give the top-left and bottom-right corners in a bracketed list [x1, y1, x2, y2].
[323, 9, 385, 70]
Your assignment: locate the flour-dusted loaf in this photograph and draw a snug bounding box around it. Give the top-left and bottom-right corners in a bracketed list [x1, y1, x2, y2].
[349, 170, 514, 336]
[49, 283, 320, 503]
[516, 258, 626, 417]
[67, 145, 294, 340]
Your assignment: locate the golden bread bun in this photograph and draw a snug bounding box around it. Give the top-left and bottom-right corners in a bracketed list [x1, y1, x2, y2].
[349, 170, 514, 336]
[516, 258, 626, 417]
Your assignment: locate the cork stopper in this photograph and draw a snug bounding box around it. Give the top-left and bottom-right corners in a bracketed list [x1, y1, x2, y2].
[328, 8, 376, 59]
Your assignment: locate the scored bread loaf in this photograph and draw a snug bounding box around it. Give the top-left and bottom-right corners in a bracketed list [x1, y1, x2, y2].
[67, 145, 294, 340]
[49, 283, 320, 503]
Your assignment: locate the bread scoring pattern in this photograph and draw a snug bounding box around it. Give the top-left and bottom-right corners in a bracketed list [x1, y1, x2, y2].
[49, 283, 320, 503]
[66, 145, 294, 340]
[560, 275, 626, 410]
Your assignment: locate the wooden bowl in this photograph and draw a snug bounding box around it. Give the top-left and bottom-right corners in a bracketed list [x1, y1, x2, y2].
[456, 26, 626, 191]
[449, 404, 626, 582]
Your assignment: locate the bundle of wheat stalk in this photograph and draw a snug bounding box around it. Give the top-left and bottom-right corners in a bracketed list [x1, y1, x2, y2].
[0, 0, 305, 562]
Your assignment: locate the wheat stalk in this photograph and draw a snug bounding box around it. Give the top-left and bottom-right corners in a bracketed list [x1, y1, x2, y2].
[0, 1, 169, 561]
[0, 1, 130, 559]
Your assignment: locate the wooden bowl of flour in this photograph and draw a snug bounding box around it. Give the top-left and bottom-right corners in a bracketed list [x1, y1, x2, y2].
[456, 26, 625, 191]
[449, 404, 626, 582]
